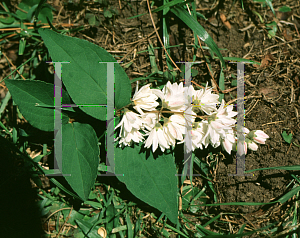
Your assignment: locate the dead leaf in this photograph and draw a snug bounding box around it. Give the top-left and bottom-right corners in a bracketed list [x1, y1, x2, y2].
[283, 28, 293, 41]
[98, 227, 107, 238]
[243, 42, 251, 48]
[276, 11, 293, 21]
[258, 86, 279, 98]
[260, 54, 275, 68]
[220, 13, 231, 30]
[294, 75, 300, 88]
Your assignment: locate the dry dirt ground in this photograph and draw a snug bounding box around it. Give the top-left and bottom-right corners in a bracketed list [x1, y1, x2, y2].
[1, 0, 300, 236]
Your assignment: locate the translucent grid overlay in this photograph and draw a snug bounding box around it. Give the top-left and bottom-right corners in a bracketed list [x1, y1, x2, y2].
[49, 61, 255, 178]
[49, 62, 122, 177]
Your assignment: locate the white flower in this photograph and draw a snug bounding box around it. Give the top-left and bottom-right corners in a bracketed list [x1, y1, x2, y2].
[213, 100, 238, 128]
[132, 84, 159, 115]
[141, 112, 159, 131]
[153, 81, 185, 111]
[115, 108, 143, 133]
[237, 141, 247, 156]
[242, 127, 250, 134]
[201, 100, 237, 149]
[188, 122, 206, 151]
[144, 123, 170, 152]
[202, 120, 221, 148]
[118, 128, 144, 146]
[252, 130, 269, 144]
[221, 129, 235, 154]
[163, 115, 186, 146]
[192, 83, 219, 115]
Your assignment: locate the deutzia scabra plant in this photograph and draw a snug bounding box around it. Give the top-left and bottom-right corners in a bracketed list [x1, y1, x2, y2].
[115, 81, 269, 154]
[5, 26, 270, 226]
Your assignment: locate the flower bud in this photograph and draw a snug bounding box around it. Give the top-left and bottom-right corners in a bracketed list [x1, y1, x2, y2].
[247, 141, 258, 151]
[252, 130, 269, 144]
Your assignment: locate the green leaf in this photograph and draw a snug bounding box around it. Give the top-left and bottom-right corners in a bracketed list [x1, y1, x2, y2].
[61, 209, 86, 226]
[75, 219, 99, 237]
[104, 9, 113, 18]
[38, 29, 132, 121]
[19, 38, 26, 55]
[170, 5, 225, 69]
[58, 122, 100, 201]
[34, 0, 47, 21]
[278, 186, 300, 204]
[266, 21, 277, 38]
[115, 145, 178, 224]
[148, 44, 159, 73]
[106, 204, 118, 235]
[264, 0, 275, 16]
[279, 6, 291, 12]
[219, 68, 225, 102]
[282, 131, 292, 144]
[26, 4, 38, 22]
[252, 10, 264, 23]
[191, 68, 198, 77]
[0, 16, 15, 24]
[5, 79, 71, 131]
[88, 15, 96, 26]
[86, 13, 100, 26]
[16, 0, 53, 23]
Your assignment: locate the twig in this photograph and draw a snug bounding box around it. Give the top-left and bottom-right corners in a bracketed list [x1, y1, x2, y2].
[102, 24, 122, 42]
[44, 208, 74, 223]
[245, 99, 260, 116]
[121, 29, 157, 46]
[2, 52, 26, 80]
[264, 38, 300, 51]
[0, 2, 8, 12]
[192, 80, 237, 93]
[227, 95, 262, 105]
[55, 206, 73, 238]
[14, 5, 28, 13]
[0, 33, 17, 42]
[0, 23, 79, 31]
[196, 35, 220, 93]
[146, 0, 181, 72]
[241, 214, 258, 230]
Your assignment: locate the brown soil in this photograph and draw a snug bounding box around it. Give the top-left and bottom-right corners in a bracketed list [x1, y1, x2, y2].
[77, 0, 300, 210]
[1, 0, 300, 236]
[82, 0, 300, 234]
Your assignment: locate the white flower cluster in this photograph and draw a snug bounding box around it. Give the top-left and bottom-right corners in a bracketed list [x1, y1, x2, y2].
[115, 82, 269, 154]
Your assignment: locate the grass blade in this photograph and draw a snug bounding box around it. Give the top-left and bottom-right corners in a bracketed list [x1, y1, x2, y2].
[170, 6, 225, 69]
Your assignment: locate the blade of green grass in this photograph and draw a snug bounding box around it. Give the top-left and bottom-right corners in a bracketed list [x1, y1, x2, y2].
[265, 0, 276, 16]
[164, 223, 189, 238]
[212, 56, 261, 65]
[191, 1, 199, 62]
[127, 0, 192, 20]
[170, 5, 225, 69]
[148, 43, 160, 73]
[219, 67, 225, 101]
[278, 186, 300, 204]
[163, 0, 173, 74]
[246, 165, 300, 173]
